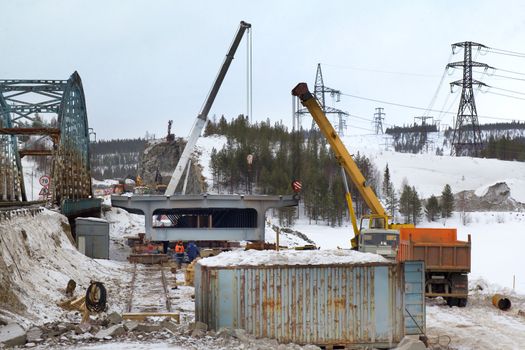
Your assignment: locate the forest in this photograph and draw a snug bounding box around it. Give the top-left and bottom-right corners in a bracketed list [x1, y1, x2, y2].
[206, 115, 391, 226]
[89, 138, 146, 179]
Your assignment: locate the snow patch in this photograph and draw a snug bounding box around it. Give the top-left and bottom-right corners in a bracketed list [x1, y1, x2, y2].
[194, 135, 228, 192]
[198, 249, 387, 267]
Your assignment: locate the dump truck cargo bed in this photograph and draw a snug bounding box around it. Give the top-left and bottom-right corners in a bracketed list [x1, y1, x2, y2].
[398, 228, 471, 272]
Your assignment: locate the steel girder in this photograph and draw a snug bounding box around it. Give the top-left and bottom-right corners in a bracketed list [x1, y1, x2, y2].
[0, 94, 25, 201]
[0, 72, 92, 203]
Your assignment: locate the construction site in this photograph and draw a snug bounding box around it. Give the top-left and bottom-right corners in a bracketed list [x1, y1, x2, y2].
[1, 2, 525, 350]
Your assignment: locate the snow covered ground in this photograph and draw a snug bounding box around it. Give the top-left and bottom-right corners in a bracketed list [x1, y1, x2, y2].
[426, 278, 525, 350]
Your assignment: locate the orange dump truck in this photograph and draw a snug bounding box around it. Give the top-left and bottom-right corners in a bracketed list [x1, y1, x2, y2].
[397, 228, 471, 307]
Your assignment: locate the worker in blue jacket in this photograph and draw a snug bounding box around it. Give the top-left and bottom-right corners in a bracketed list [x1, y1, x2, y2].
[186, 241, 200, 262]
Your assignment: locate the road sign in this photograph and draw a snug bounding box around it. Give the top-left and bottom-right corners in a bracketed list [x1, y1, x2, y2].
[39, 175, 50, 187]
[39, 187, 49, 196]
[291, 180, 302, 193]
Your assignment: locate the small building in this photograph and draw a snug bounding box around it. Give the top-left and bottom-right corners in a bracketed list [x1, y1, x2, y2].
[75, 217, 110, 259]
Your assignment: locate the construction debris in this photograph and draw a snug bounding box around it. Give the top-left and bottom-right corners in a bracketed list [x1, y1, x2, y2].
[0, 323, 26, 347]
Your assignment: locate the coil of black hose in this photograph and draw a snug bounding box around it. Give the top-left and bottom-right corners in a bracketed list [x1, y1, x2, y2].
[85, 281, 107, 313]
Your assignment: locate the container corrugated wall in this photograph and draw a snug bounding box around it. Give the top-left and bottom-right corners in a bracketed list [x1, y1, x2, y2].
[195, 262, 405, 348]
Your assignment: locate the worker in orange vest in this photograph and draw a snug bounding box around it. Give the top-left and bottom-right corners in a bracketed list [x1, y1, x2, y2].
[174, 241, 185, 268]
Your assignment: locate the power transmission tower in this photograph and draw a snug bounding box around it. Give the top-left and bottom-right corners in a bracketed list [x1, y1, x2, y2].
[446, 41, 490, 156]
[373, 107, 385, 134]
[295, 63, 349, 135]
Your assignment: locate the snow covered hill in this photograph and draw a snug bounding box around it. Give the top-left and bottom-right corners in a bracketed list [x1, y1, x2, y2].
[196, 133, 525, 204]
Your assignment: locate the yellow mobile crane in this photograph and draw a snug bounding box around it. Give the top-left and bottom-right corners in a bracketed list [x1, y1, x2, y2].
[292, 83, 413, 257]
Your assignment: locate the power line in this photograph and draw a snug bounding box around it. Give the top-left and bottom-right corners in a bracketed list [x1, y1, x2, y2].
[487, 49, 525, 58]
[495, 68, 525, 76]
[485, 90, 525, 101]
[489, 86, 525, 96]
[424, 66, 450, 117]
[489, 47, 525, 56]
[322, 63, 440, 78]
[474, 70, 525, 82]
[348, 113, 394, 127]
[340, 92, 521, 121]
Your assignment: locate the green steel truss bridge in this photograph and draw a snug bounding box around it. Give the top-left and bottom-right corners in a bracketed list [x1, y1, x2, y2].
[0, 72, 94, 210]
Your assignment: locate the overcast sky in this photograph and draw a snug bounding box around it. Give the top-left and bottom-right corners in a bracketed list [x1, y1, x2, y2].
[2, 0, 525, 140]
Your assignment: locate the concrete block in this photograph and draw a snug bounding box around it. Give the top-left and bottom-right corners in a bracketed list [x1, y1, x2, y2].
[0, 323, 27, 347]
[190, 321, 208, 331]
[136, 324, 162, 333]
[94, 324, 125, 340]
[26, 327, 43, 342]
[123, 320, 139, 332]
[394, 336, 427, 350]
[107, 312, 123, 325]
[160, 319, 179, 334]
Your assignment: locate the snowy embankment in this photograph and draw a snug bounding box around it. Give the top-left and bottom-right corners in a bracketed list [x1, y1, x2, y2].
[0, 210, 129, 327]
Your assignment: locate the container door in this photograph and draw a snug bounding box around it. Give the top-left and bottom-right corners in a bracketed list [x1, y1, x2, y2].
[404, 260, 425, 335]
[78, 236, 86, 255]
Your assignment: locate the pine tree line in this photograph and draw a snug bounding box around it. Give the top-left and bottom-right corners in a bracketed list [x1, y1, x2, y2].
[90, 138, 146, 180]
[206, 115, 380, 227]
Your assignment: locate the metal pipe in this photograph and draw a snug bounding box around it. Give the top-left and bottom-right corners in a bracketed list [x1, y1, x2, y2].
[492, 294, 511, 311]
[275, 227, 280, 251]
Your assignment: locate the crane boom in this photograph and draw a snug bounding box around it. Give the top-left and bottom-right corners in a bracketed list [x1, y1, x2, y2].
[165, 21, 252, 196]
[292, 83, 387, 217]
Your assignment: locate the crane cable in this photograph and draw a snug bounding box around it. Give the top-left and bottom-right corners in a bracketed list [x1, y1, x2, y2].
[246, 26, 253, 123]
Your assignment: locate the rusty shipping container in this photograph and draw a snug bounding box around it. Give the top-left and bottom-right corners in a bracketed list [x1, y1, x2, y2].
[195, 256, 414, 348]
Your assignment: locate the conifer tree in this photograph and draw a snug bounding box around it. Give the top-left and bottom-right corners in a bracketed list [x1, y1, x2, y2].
[399, 184, 412, 223]
[411, 186, 422, 224]
[425, 195, 440, 222]
[441, 184, 454, 218]
[382, 164, 398, 219]
[399, 184, 422, 224]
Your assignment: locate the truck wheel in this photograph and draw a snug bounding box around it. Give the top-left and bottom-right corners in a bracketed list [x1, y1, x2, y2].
[458, 298, 468, 307]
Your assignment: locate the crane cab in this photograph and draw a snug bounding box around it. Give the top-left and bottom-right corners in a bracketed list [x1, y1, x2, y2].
[358, 229, 400, 259]
[355, 214, 404, 259]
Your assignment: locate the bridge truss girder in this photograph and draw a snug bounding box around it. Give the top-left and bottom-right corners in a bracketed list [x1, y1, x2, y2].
[0, 72, 92, 204]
